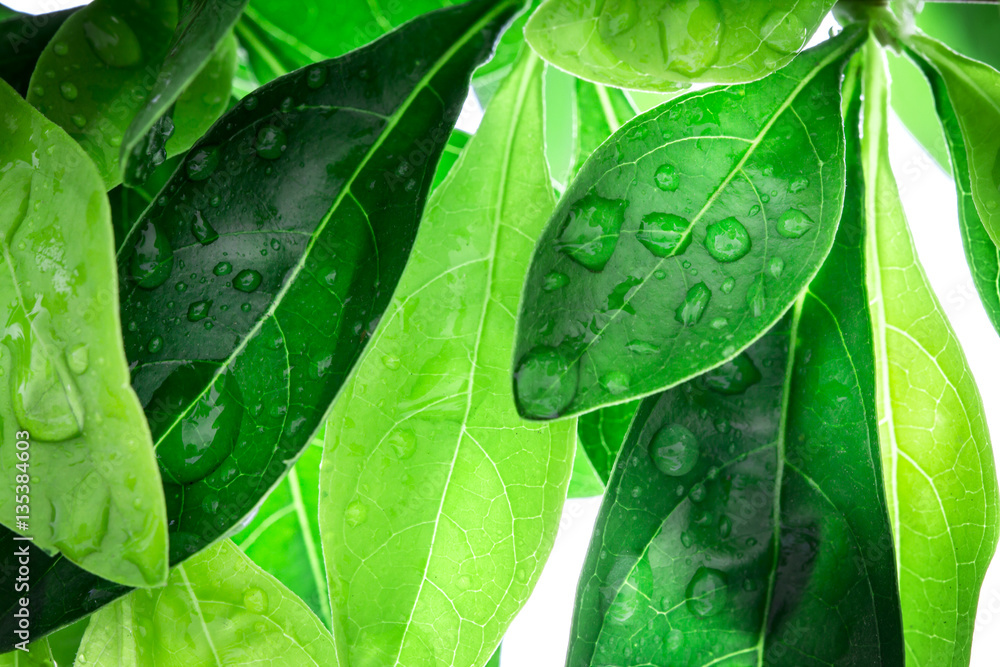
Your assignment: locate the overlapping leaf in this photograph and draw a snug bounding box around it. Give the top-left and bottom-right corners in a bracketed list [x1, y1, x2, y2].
[513, 28, 863, 420]
[74, 540, 338, 666]
[0, 0, 519, 646]
[320, 48, 574, 667]
[0, 80, 168, 588]
[0, 8, 74, 96]
[567, 72, 903, 666]
[863, 42, 999, 667]
[0, 639, 52, 666]
[525, 0, 836, 91]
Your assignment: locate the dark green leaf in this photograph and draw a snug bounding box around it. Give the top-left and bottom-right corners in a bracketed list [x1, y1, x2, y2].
[0, 0, 519, 646]
[122, 0, 248, 186]
[0, 8, 74, 96]
[567, 76, 903, 665]
[577, 400, 638, 483]
[432, 129, 471, 191]
[905, 46, 1000, 336]
[525, 0, 836, 91]
[513, 29, 864, 420]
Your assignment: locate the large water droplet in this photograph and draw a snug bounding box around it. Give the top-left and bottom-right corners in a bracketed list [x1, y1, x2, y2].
[602, 371, 630, 395]
[155, 368, 243, 484]
[558, 193, 627, 271]
[345, 499, 368, 527]
[542, 271, 569, 292]
[661, 0, 722, 76]
[256, 126, 287, 160]
[130, 222, 173, 289]
[186, 146, 219, 181]
[83, 13, 142, 68]
[243, 587, 269, 614]
[654, 163, 680, 192]
[388, 429, 416, 459]
[702, 354, 761, 395]
[704, 217, 751, 263]
[213, 261, 232, 276]
[761, 9, 807, 55]
[720, 276, 735, 294]
[4, 314, 85, 441]
[637, 212, 690, 257]
[685, 567, 728, 618]
[788, 177, 809, 194]
[187, 300, 212, 322]
[514, 346, 579, 418]
[191, 210, 218, 245]
[768, 256, 784, 279]
[649, 424, 699, 476]
[234, 269, 263, 293]
[675, 282, 711, 326]
[776, 208, 814, 238]
[59, 82, 77, 101]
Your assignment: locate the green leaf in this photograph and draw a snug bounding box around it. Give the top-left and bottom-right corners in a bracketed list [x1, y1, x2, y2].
[567, 75, 903, 665]
[0, 80, 168, 588]
[0, 0, 520, 647]
[74, 539, 339, 666]
[905, 47, 1000, 337]
[121, 0, 247, 186]
[909, 34, 1000, 248]
[572, 80, 638, 177]
[525, 0, 836, 92]
[513, 28, 863, 420]
[863, 41, 999, 667]
[577, 400, 637, 483]
[0, 639, 53, 666]
[234, 443, 329, 626]
[486, 645, 502, 667]
[0, 9, 75, 96]
[320, 49, 574, 667]
[568, 441, 605, 498]
[432, 129, 472, 191]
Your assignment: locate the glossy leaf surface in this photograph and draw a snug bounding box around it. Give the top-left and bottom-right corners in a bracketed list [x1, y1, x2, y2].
[320, 49, 574, 667]
[0, 80, 167, 588]
[0, 9, 74, 96]
[514, 29, 862, 420]
[863, 44, 999, 667]
[75, 539, 338, 666]
[910, 34, 1000, 247]
[906, 47, 1000, 336]
[0, 0, 518, 646]
[525, 0, 836, 91]
[235, 443, 329, 626]
[568, 82, 903, 663]
[122, 0, 247, 186]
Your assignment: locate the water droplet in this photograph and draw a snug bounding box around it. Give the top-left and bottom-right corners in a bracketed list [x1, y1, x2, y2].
[637, 212, 691, 257]
[542, 271, 569, 292]
[71, 114, 87, 128]
[602, 371, 630, 395]
[653, 163, 680, 192]
[704, 217, 751, 263]
[748, 204, 761, 217]
[788, 177, 809, 194]
[666, 628, 684, 651]
[83, 13, 142, 67]
[718, 516, 732, 538]
[191, 210, 218, 245]
[381, 355, 400, 370]
[720, 277, 735, 294]
[32, 85, 44, 97]
[761, 9, 808, 55]
[243, 587, 268, 614]
[175, 282, 188, 293]
[746, 275, 765, 317]
[187, 300, 212, 322]
[53, 41, 68, 56]
[558, 193, 627, 271]
[59, 82, 77, 101]
[213, 261, 232, 276]
[626, 339, 658, 354]
[654, 269, 666, 280]
[256, 126, 287, 160]
[702, 354, 761, 395]
[675, 282, 711, 326]
[130, 222, 173, 289]
[233, 269, 262, 293]
[244, 95, 258, 110]
[186, 146, 220, 181]
[147, 336, 163, 353]
[66, 343, 89, 375]
[649, 424, 699, 476]
[680, 531, 694, 548]
[600, 0, 639, 36]
[241, 302, 252, 313]
[306, 66, 327, 88]
[345, 500, 368, 527]
[776, 208, 814, 238]
[685, 567, 728, 618]
[768, 256, 784, 279]
[514, 346, 579, 418]
[661, 0, 722, 76]
[689, 483, 707, 503]
[388, 429, 416, 459]
[709, 317, 728, 330]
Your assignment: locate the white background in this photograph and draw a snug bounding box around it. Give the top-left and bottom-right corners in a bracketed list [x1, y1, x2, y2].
[11, 3, 1000, 665]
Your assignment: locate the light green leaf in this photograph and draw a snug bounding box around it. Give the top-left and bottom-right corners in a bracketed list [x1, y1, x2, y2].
[0, 80, 167, 588]
[513, 28, 864, 420]
[525, 0, 836, 91]
[320, 49, 574, 667]
[120, 0, 246, 186]
[571, 79, 638, 177]
[863, 41, 999, 667]
[235, 443, 329, 626]
[0, 639, 53, 666]
[910, 33, 1000, 248]
[74, 539, 339, 666]
[568, 441, 604, 498]
[905, 46, 1000, 337]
